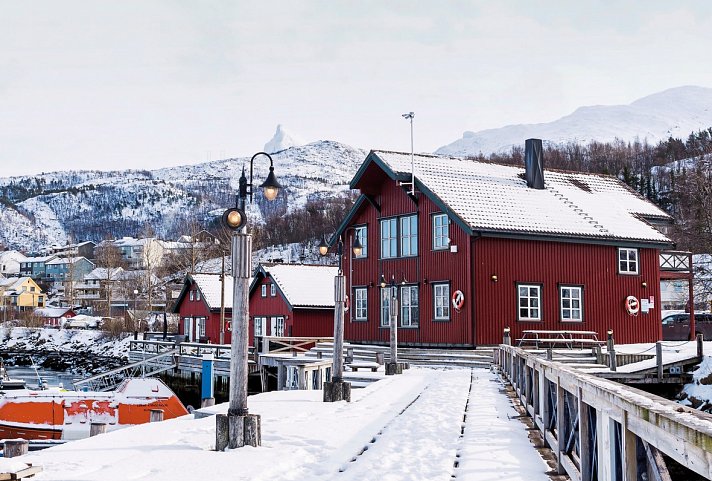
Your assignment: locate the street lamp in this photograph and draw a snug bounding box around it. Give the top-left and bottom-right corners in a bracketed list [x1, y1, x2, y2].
[318, 233, 363, 402]
[217, 151, 281, 450]
[380, 274, 402, 375]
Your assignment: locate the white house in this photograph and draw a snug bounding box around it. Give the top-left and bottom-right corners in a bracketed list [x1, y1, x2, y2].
[0, 250, 27, 276]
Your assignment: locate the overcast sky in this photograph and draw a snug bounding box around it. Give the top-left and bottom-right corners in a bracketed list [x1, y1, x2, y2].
[2, 1, 711, 177]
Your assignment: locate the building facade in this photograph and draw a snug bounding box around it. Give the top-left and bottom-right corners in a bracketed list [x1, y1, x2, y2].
[334, 143, 674, 346]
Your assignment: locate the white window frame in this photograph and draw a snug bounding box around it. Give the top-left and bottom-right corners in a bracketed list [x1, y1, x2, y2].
[354, 226, 367, 258]
[354, 287, 368, 321]
[197, 317, 206, 337]
[618, 248, 639, 275]
[400, 285, 419, 327]
[400, 215, 418, 257]
[254, 316, 266, 336]
[189, 290, 194, 301]
[270, 283, 276, 296]
[261, 285, 267, 297]
[274, 316, 285, 337]
[380, 218, 398, 259]
[380, 287, 393, 327]
[433, 283, 450, 321]
[517, 284, 542, 321]
[560, 285, 583, 322]
[433, 213, 449, 250]
[196, 289, 201, 301]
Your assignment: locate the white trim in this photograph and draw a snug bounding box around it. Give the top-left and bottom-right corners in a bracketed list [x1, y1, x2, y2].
[433, 213, 449, 250]
[354, 287, 367, 321]
[559, 285, 583, 322]
[617, 247, 639, 275]
[517, 284, 542, 321]
[433, 283, 450, 320]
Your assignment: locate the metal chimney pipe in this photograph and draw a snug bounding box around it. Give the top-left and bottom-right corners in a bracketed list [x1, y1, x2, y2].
[524, 139, 545, 189]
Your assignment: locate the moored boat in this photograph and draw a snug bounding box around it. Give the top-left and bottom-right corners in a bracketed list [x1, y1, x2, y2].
[0, 378, 188, 440]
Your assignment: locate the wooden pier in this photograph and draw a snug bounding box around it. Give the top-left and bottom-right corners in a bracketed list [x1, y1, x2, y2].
[495, 344, 712, 480]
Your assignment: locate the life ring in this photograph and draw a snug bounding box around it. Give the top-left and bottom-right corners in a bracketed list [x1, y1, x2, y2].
[452, 290, 465, 311]
[625, 296, 639, 316]
[344, 295, 350, 312]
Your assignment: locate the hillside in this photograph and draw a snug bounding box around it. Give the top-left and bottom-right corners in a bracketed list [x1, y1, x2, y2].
[437, 86, 712, 156]
[0, 141, 366, 251]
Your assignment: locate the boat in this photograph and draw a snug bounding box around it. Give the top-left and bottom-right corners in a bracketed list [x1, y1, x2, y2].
[0, 378, 189, 440]
[0, 362, 27, 390]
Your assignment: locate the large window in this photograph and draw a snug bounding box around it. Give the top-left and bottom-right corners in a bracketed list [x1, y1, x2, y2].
[197, 317, 206, 337]
[380, 215, 418, 258]
[380, 287, 393, 327]
[270, 283, 276, 296]
[380, 218, 398, 259]
[560, 286, 583, 322]
[354, 287, 368, 321]
[517, 284, 542, 321]
[433, 283, 450, 321]
[354, 226, 367, 258]
[400, 285, 419, 327]
[261, 285, 267, 297]
[254, 316, 266, 336]
[400, 215, 418, 257]
[272, 317, 285, 337]
[433, 214, 449, 250]
[618, 248, 639, 274]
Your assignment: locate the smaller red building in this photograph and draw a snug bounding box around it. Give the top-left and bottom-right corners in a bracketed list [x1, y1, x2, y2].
[249, 263, 337, 341]
[173, 273, 234, 343]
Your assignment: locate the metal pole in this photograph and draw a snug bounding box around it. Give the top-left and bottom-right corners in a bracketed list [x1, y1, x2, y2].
[389, 284, 398, 365]
[333, 272, 345, 382]
[220, 254, 225, 345]
[229, 231, 251, 419]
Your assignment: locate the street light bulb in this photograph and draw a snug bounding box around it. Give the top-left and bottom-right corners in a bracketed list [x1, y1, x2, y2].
[263, 186, 279, 201]
[352, 236, 363, 257]
[222, 207, 246, 230]
[318, 236, 329, 256]
[379, 274, 387, 289]
[227, 210, 242, 227]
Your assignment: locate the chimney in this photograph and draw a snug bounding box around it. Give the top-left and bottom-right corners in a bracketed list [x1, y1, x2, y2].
[524, 138, 545, 189]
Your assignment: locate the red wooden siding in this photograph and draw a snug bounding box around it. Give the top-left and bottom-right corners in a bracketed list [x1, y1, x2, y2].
[344, 180, 475, 347]
[472, 237, 662, 345]
[176, 281, 228, 343]
[249, 275, 334, 338]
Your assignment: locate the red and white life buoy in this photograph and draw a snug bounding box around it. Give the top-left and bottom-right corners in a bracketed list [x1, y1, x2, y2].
[452, 290, 465, 311]
[344, 295, 350, 312]
[625, 296, 639, 316]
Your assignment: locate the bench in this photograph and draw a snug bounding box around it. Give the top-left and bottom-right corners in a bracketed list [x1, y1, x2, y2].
[517, 330, 604, 349]
[348, 362, 380, 372]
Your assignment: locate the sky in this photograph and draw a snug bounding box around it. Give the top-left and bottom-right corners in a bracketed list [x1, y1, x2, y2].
[2, 1, 712, 177]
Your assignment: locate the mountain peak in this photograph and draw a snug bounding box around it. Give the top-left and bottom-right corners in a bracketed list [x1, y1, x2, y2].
[264, 125, 305, 154]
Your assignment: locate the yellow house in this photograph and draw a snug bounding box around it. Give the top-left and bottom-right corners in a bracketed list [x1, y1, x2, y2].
[0, 277, 45, 310]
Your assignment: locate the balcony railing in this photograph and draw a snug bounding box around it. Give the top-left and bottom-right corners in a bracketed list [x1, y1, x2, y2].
[659, 250, 692, 273]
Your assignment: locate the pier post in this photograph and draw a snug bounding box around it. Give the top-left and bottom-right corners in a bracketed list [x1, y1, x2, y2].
[201, 354, 215, 408]
[656, 341, 663, 381]
[609, 349, 617, 371]
[150, 409, 164, 422]
[3, 439, 28, 458]
[90, 422, 107, 437]
[697, 333, 704, 358]
[503, 327, 511, 346]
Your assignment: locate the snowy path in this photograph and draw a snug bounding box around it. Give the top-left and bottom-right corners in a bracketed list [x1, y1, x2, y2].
[24, 368, 552, 481]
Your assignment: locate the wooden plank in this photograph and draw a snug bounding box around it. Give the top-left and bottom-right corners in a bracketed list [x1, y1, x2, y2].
[643, 440, 672, 481]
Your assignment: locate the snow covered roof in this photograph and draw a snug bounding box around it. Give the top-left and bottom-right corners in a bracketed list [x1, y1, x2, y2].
[46, 256, 93, 266]
[257, 264, 338, 308]
[0, 277, 36, 292]
[23, 255, 56, 263]
[85, 267, 124, 281]
[34, 307, 73, 318]
[190, 273, 234, 310]
[356, 150, 672, 245]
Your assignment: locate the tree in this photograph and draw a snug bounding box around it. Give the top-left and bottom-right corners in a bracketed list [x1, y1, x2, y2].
[95, 241, 126, 318]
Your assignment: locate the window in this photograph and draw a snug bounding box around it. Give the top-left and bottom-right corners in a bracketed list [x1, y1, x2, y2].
[354, 287, 367, 321]
[400, 285, 419, 327]
[618, 248, 639, 274]
[560, 286, 583, 322]
[197, 317, 206, 337]
[380, 218, 397, 259]
[30, 286, 36, 292]
[196, 289, 201, 301]
[270, 284, 276, 296]
[433, 214, 449, 250]
[380, 287, 394, 327]
[517, 284, 542, 321]
[433, 283, 450, 320]
[400, 215, 418, 256]
[261, 285, 267, 297]
[254, 317, 266, 336]
[189, 290, 194, 301]
[273, 317, 285, 336]
[183, 317, 191, 335]
[354, 226, 367, 258]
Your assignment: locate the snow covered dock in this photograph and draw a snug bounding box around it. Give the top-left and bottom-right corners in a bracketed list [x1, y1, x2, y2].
[21, 368, 551, 481]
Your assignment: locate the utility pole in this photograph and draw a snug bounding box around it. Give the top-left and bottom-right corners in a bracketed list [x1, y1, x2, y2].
[402, 111, 415, 195]
[220, 254, 225, 345]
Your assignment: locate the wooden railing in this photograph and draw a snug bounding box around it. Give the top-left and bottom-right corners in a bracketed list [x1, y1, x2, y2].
[495, 344, 712, 480]
[258, 336, 334, 355]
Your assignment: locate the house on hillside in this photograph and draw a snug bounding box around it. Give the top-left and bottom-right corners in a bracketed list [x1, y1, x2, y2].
[19, 255, 57, 281]
[45, 257, 96, 284]
[331, 140, 679, 347]
[113, 237, 165, 270]
[49, 241, 97, 260]
[0, 277, 45, 311]
[248, 263, 337, 341]
[33, 306, 76, 327]
[0, 250, 27, 276]
[173, 273, 234, 343]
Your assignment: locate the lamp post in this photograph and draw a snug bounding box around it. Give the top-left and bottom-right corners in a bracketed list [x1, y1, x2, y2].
[216, 152, 281, 450]
[318, 233, 362, 402]
[380, 274, 402, 375]
[133, 288, 138, 324]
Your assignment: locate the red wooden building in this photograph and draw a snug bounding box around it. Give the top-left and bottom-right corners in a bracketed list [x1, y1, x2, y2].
[333, 139, 675, 346]
[173, 273, 234, 343]
[248, 263, 337, 341]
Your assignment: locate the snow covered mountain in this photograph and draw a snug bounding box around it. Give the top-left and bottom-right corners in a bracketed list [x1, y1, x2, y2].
[263, 125, 305, 154]
[437, 86, 712, 156]
[0, 141, 366, 251]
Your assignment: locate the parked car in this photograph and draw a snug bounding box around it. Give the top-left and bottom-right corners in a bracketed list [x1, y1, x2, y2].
[662, 312, 712, 341]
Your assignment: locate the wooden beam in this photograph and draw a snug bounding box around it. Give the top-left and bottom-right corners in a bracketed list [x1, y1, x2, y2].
[643, 440, 672, 481]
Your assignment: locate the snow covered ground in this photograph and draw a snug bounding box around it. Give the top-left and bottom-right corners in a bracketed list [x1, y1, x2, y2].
[21, 367, 551, 481]
[0, 327, 131, 360]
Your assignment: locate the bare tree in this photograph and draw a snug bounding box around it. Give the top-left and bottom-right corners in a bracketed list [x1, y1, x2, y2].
[95, 241, 126, 318]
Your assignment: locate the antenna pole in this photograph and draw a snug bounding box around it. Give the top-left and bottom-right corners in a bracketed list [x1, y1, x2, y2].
[402, 112, 415, 195]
